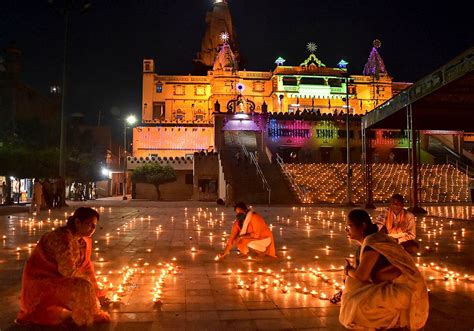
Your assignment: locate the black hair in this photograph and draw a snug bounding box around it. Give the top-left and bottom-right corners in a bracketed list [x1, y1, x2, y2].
[66, 207, 100, 232]
[234, 201, 248, 212]
[390, 194, 404, 204]
[348, 209, 378, 236]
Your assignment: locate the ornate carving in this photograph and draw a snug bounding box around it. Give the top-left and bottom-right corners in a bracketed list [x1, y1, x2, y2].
[226, 94, 255, 113]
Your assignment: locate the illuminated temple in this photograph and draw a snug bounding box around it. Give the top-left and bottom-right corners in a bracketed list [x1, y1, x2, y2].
[129, 0, 472, 203]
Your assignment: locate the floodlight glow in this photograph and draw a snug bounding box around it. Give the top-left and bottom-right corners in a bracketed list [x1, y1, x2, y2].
[234, 113, 249, 120]
[101, 168, 109, 176]
[126, 115, 137, 125]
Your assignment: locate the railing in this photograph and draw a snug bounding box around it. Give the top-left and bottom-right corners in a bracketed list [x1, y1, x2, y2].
[236, 133, 271, 204]
[249, 152, 271, 204]
[275, 154, 305, 202]
[446, 154, 474, 179]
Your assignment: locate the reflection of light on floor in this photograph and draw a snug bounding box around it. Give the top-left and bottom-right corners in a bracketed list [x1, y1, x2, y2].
[3, 204, 474, 313]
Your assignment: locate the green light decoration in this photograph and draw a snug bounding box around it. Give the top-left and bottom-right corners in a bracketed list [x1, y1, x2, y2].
[300, 53, 325, 68]
[275, 57, 286, 66]
[314, 121, 338, 144]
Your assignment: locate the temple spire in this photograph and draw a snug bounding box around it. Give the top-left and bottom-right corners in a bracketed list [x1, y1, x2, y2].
[193, 0, 239, 74]
[213, 39, 238, 71]
[363, 39, 387, 78]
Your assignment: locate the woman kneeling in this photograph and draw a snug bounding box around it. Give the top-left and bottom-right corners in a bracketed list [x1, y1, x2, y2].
[17, 207, 110, 326]
[340, 209, 429, 330]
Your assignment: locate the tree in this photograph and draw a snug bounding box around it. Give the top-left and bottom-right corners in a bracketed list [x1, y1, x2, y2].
[132, 164, 177, 200]
[0, 144, 59, 205]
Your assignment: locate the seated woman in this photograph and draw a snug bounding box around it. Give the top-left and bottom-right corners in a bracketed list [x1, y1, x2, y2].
[16, 207, 110, 326]
[340, 209, 429, 330]
[218, 202, 276, 258]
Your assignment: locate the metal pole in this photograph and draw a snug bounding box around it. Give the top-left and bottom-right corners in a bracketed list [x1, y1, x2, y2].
[407, 105, 426, 214]
[59, 8, 70, 177]
[123, 121, 127, 200]
[363, 128, 376, 209]
[345, 74, 352, 205]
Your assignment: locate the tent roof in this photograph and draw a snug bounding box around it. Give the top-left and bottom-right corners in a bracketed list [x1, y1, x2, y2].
[362, 47, 474, 131]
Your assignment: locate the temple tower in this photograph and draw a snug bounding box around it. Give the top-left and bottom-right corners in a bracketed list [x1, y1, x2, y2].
[363, 39, 388, 79]
[194, 0, 240, 74]
[359, 39, 393, 110]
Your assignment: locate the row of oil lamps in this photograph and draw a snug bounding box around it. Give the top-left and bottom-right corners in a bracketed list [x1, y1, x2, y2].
[95, 261, 179, 306]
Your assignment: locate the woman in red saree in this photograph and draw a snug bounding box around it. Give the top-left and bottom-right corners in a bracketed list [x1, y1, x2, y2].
[17, 207, 110, 326]
[219, 202, 276, 258]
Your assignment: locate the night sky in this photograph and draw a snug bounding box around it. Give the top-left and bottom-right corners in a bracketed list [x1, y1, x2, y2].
[1, 0, 473, 126]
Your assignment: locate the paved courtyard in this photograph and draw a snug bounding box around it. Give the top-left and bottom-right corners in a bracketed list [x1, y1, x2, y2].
[0, 201, 473, 330]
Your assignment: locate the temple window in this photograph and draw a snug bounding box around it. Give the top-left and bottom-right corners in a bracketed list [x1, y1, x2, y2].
[195, 85, 206, 96]
[174, 85, 185, 95]
[328, 78, 342, 87]
[300, 77, 326, 85]
[253, 81, 265, 92]
[282, 77, 298, 86]
[152, 102, 165, 120]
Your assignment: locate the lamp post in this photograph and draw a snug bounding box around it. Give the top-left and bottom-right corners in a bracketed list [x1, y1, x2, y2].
[123, 115, 137, 200]
[338, 59, 353, 206]
[49, 0, 91, 177]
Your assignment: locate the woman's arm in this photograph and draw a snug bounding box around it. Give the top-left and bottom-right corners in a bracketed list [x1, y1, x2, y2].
[373, 265, 401, 283]
[346, 250, 380, 282]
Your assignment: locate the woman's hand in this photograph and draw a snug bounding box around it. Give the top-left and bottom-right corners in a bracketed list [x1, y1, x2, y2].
[344, 259, 354, 277]
[217, 251, 228, 260]
[99, 296, 111, 307]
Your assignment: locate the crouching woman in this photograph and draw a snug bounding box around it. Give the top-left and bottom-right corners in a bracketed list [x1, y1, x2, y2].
[17, 207, 110, 326]
[340, 209, 429, 330]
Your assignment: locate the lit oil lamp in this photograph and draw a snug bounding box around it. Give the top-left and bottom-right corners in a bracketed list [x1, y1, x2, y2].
[112, 293, 120, 306]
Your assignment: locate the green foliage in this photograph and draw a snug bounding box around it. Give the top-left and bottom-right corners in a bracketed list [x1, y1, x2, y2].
[0, 144, 59, 179]
[132, 163, 177, 186]
[132, 163, 177, 200]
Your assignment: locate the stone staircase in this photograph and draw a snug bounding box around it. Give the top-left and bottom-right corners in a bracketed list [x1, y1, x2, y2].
[220, 147, 269, 204]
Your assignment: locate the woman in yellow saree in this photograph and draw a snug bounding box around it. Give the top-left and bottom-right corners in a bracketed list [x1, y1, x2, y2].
[340, 209, 429, 330]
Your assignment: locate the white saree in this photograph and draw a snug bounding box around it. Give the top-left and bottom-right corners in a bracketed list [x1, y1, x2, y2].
[339, 232, 429, 330]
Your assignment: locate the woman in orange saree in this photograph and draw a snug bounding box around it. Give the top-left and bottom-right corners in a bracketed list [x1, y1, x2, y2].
[219, 202, 276, 258]
[16, 207, 110, 326]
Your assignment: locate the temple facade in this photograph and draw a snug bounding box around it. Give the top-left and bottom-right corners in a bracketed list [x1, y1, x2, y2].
[132, 0, 411, 160]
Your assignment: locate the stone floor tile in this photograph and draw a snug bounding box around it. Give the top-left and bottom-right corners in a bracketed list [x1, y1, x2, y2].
[250, 309, 286, 319]
[112, 321, 154, 331]
[218, 310, 252, 320]
[245, 301, 278, 310]
[254, 318, 294, 330]
[185, 310, 219, 321]
[220, 319, 258, 330]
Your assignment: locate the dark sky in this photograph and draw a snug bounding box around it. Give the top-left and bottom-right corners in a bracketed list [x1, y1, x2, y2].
[1, 0, 473, 125]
